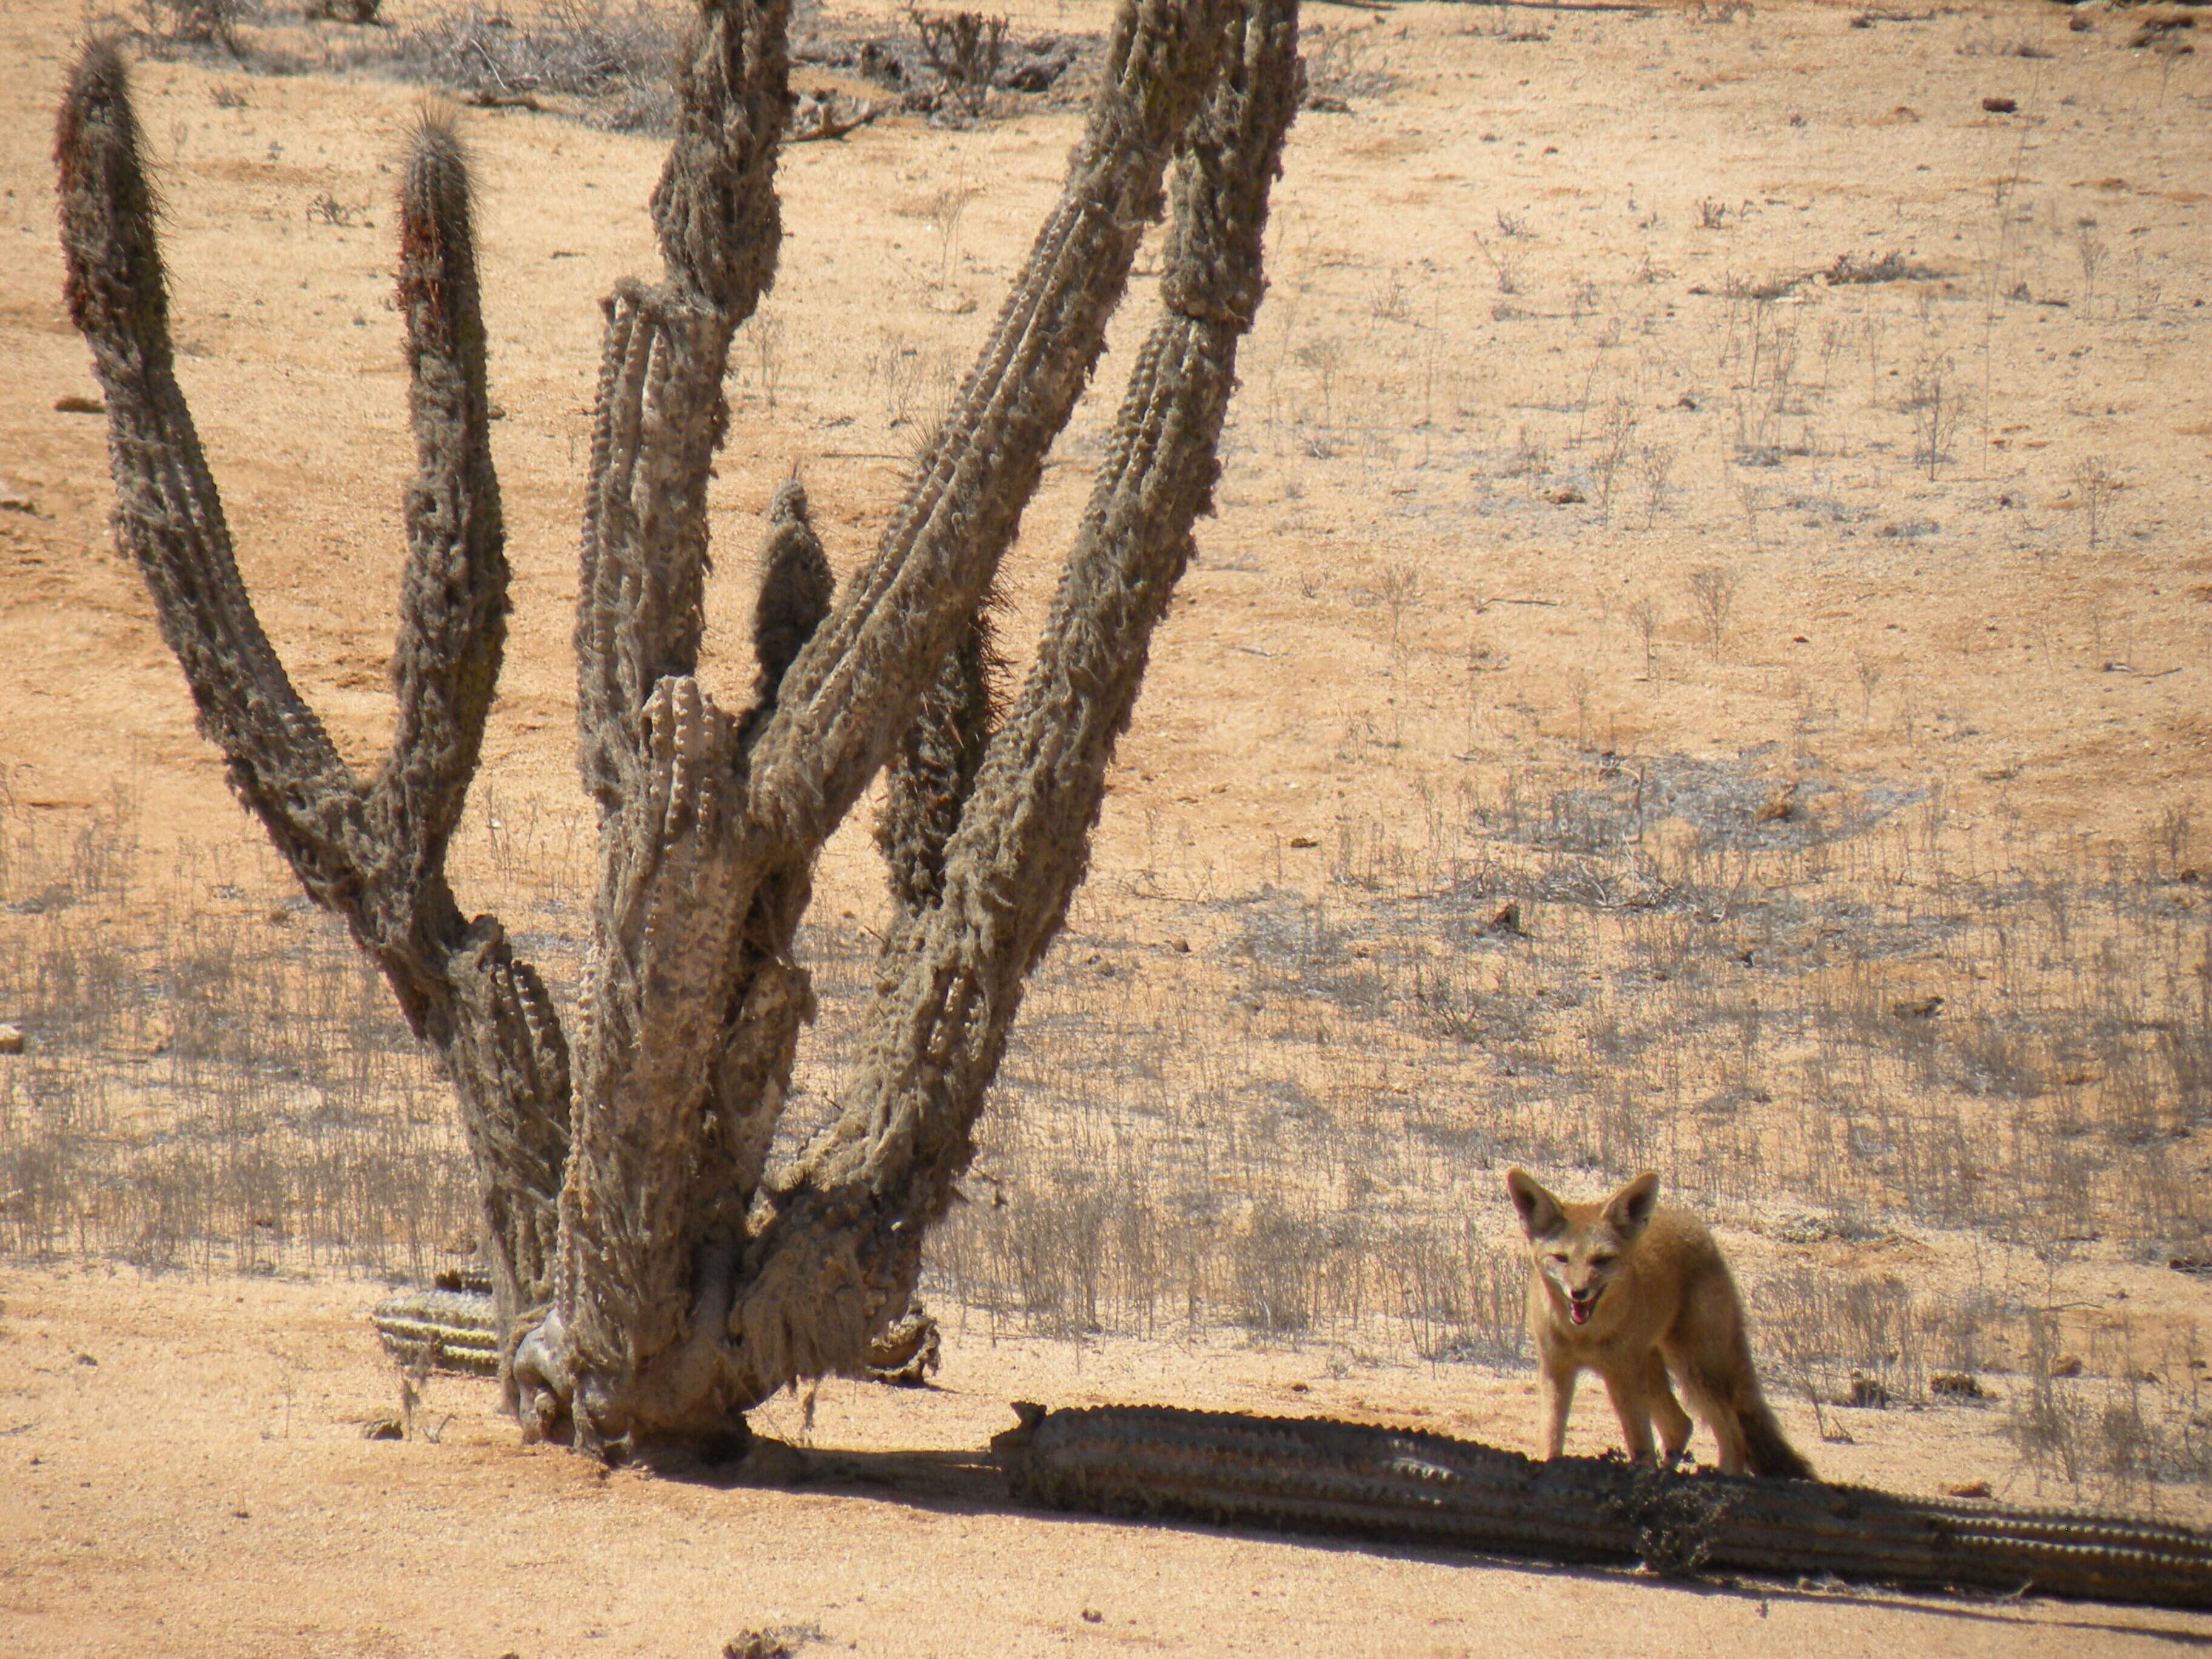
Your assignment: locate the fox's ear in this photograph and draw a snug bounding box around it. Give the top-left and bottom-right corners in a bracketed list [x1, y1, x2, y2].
[1604, 1171, 1661, 1235]
[1506, 1167, 1566, 1239]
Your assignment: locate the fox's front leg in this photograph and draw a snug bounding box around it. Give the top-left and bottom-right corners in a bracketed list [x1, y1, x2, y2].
[1601, 1362, 1657, 1464]
[1540, 1358, 1580, 1459]
[1646, 1350, 1694, 1466]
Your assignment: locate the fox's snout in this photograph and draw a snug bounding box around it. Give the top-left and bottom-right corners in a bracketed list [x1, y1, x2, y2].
[1566, 1285, 1600, 1324]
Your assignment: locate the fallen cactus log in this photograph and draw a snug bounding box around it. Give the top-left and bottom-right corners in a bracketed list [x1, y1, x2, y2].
[372, 1285, 505, 1375]
[370, 1288, 942, 1386]
[996, 1404, 2212, 1610]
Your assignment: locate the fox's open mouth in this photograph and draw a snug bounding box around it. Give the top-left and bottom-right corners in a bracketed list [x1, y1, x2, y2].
[1569, 1296, 1597, 1325]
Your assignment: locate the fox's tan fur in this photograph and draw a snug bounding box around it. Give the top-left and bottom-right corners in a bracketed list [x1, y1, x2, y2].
[1505, 1167, 1812, 1480]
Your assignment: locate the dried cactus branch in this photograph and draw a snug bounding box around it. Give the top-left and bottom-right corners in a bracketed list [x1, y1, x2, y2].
[375, 1285, 942, 1388]
[1002, 1406, 2212, 1612]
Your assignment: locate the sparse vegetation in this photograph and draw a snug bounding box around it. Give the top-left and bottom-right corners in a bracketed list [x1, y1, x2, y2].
[2073, 454, 2117, 549]
[141, 0, 249, 46]
[908, 7, 1007, 116]
[1685, 565, 1738, 659]
[13, 736, 2211, 1498]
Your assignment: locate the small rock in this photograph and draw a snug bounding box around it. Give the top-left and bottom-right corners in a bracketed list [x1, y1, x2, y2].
[1930, 1372, 1985, 1401]
[2051, 1353, 2084, 1379]
[0, 481, 34, 514]
[1287, 834, 1318, 849]
[1081, 1608, 1104, 1624]
[1484, 900, 1526, 938]
[1170, 937, 1191, 953]
[724, 1631, 793, 1659]
[361, 1413, 404, 1441]
[75, 1352, 98, 1367]
[1981, 96, 2017, 114]
[1890, 994, 1944, 1020]
[1947, 1480, 1992, 1499]
[53, 394, 104, 415]
[0, 1024, 23, 1054]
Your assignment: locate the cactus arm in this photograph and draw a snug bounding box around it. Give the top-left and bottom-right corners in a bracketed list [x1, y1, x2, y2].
[574, 0, 790, 813]
[444, 923, 571, 1316]
[651, 0, 790, 317]
[363, 126, 572, 1306]
[739, 0, 1239, 857]
[55, 41, 366, 907]
[573, 284, 734, 813]
[369, 113, 509, 907]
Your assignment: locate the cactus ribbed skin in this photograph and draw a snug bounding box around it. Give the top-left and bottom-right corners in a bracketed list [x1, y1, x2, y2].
[1000, 1406, 2212, 1612]
[371, 1289, 505, 1376]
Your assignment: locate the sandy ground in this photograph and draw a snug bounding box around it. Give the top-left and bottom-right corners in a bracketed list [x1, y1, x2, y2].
[5, 1264, 2212, 1657]
[4, 0, 2212, 1650]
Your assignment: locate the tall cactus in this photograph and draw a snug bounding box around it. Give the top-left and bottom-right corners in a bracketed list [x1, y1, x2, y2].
[56, 0, 1301, 1453]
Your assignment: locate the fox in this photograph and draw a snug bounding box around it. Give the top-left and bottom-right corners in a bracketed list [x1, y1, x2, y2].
[1505, 1167, 1813, 1480]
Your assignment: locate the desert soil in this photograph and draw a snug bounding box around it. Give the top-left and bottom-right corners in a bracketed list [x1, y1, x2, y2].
[5, 1265, 2211, 1657]
[3, 0, 2211, 1651]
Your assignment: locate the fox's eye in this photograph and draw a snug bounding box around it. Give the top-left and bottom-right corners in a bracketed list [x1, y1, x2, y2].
[1548, 1251, 1570, 1263]
[1589, 1253, 1616, 1267]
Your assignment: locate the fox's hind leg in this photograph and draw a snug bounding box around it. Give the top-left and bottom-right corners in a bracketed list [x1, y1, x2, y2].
[1647, 1350, 1693, 1466]
[1670, 1357, 1752, 1474]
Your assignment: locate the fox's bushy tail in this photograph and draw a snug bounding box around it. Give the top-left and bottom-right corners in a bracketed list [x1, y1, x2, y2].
[1740, 1396, 1815, 1480]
